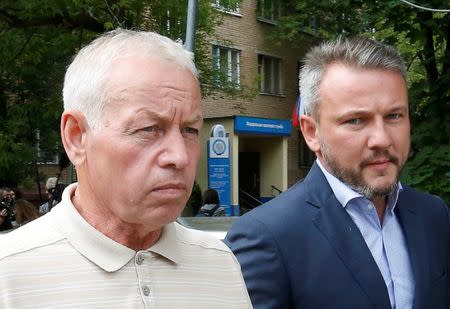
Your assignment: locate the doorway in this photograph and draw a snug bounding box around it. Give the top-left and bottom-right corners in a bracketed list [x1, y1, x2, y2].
[238, 152, 261, 213]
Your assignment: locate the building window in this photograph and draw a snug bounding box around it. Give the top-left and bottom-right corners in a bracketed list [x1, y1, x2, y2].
[211, 0, 240, 14]
[258, 54, 282, 95]
[257, 0, 281, 23]
[212, 45, 240, 87]
[298, 131, 315, 168]
[36, 129, 59, 164]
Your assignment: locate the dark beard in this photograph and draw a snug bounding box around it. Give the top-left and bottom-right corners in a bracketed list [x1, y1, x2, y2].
[320, 141, 402, 199]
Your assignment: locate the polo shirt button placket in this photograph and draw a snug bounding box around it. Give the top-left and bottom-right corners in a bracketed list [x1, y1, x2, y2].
[142, 286, 150, 297]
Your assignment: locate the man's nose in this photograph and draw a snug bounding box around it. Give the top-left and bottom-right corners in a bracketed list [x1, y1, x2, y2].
[158, 129, 189, 169]
[367, 119, 392, 150]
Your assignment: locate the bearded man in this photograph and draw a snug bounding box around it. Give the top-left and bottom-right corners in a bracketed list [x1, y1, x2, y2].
[225, 37, 450, 309]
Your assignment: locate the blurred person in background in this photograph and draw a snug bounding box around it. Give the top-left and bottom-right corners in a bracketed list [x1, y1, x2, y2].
[0, 187, 15, 231]
[39, 177, 66, 214]
[196, 188, 225, 217]
[14, 199, 40, 227]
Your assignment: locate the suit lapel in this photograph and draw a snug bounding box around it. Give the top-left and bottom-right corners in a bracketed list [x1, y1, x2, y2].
[305, 163, 391, 309]
[395, 194, 429, 309]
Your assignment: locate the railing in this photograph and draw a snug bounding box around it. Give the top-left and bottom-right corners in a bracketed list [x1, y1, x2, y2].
[238, 189, 262, 215]
[271, 185, 282, 196]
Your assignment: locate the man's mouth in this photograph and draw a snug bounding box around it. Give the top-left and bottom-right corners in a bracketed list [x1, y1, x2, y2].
[152, 183, 187, 196]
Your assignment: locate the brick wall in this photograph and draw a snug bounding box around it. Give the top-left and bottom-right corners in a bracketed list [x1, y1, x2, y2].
[202, 0, 313, 186]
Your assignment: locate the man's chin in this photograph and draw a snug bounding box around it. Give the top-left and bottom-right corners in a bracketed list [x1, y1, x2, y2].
[360, 181, 399, 199]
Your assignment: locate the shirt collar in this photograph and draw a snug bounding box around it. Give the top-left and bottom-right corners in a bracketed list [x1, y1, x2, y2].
[149, 222, 181, 264]
[51, 183, 182, 272]
[316, 159, 402, 210]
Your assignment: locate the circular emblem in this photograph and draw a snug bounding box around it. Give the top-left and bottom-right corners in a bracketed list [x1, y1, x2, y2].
[212, 139, 226, 155]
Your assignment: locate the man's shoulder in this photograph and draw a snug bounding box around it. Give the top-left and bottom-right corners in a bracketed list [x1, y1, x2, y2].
[399, 185, 449, 226]
[400, 185, 448, 209]
[227, 180, 320, 243]
[172, 222, 248, 276]
[0, 214, 64, 260]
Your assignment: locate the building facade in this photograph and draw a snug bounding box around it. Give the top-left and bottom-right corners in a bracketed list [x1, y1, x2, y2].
[32, 0, 315, 213]
[195, 0, 315, 215]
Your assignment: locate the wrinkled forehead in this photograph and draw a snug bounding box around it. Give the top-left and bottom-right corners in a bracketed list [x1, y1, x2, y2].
[105, 57, 198, 95]
[99, 59, 201, 125]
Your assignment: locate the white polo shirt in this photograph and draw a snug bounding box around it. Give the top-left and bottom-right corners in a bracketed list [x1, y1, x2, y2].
[0, 184, 252, 308]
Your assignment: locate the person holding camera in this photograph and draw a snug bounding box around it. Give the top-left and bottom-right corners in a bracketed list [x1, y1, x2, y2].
[39, 177, 66, 214]
[0, 208, 11, 231]
[0, 187, 15, 231]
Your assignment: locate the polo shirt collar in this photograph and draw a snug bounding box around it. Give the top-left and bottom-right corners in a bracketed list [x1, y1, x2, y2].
[51, 183, 182, 272]
[149, 222, 181, 264]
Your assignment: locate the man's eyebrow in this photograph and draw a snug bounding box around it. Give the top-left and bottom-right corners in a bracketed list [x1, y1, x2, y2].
[334, 109, 369, 121]
[387, 106, 408, 113]
[125, 110, 203, 127]
[334, 103, 409, 119]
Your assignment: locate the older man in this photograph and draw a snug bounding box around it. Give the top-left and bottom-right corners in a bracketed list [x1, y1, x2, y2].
[0, 29, 251, 308]
[226, 37, 450, 308]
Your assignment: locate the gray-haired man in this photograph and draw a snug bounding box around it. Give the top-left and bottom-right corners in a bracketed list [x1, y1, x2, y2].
[1, 29, 251, 308]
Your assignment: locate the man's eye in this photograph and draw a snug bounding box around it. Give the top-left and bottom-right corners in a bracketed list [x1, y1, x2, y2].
[141, 126, 158, 132]
[345, 118, 362, 125]
[387, 113, 402, 120]
[182, 127, 199, 136]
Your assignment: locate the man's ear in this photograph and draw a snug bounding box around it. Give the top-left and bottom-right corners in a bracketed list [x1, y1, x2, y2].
[299, 115, 320, 153]
[60, 110, 89, 166]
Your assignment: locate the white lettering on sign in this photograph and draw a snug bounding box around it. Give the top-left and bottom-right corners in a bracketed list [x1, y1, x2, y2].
[245, 121, 283, 129]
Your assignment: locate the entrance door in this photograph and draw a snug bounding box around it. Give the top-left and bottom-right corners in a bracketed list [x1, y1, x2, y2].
[239, 152, 261, 213]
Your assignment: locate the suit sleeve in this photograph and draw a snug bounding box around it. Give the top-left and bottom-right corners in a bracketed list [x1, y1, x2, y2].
[225, 214, 291, 309]
[436, 197, 450, 309]
[445, 202, 450, 309]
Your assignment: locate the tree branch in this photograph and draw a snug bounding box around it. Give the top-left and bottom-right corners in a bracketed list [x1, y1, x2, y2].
[0, 9, 105, 32]
[406, 53, 419, 72]
[417, 11, 439, 84]
[442, 14, 450, 76]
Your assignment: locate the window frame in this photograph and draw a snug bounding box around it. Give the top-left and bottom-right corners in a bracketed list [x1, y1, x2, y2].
[211, 0, 241, 15]
[257, 0, 281, 24]
[35, 129, 59, 164]
[212, 45, 241, 88]
[258, 54, 283, 96]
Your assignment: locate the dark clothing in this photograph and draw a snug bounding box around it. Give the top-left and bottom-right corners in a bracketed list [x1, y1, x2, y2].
[196, 204, 225, 217]
[225, 162, 450, 309]
[0, 202, 13, 231]
[0, 219, 12, 231]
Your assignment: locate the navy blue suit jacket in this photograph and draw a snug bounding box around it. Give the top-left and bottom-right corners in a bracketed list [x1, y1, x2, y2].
[225, 163, 450, 309]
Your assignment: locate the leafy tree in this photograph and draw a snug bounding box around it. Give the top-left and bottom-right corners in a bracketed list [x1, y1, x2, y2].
[273, 0, 450, 204]
[0, 0, 242, 189]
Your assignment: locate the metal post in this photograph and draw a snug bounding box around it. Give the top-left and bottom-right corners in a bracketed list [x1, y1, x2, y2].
[185, 0, 197, 52]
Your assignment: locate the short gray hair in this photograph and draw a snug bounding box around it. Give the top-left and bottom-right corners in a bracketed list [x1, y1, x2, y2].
[299, 36, 406, 118]
[63, 29, 198, 131]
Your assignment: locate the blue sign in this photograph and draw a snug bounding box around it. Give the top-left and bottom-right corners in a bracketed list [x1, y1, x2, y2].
[207, 156, 231, 214]
[234, 116, 292, 136]
[209, 137, 229, 158]
[207, 125, 232, 216]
